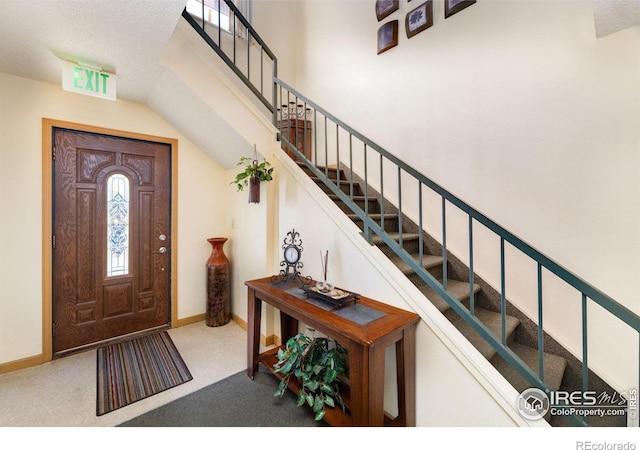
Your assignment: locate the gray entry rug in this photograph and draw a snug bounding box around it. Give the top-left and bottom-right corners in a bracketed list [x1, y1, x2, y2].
[118, 367, 326, 427]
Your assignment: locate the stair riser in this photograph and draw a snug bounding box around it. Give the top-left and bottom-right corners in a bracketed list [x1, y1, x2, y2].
[407, 266, 444, 284]
[299, 165, 341, 179]
[315, 179, 363, 196]
[332, 198, 381, 214]
[374, 239, 424, 257]
[352, 217, 399, 233]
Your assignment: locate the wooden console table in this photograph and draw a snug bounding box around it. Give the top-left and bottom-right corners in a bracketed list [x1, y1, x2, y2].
[246, 277, 420, 426]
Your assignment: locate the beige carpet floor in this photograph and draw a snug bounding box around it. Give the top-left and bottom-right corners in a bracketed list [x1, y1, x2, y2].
[0, 320, 248, 427]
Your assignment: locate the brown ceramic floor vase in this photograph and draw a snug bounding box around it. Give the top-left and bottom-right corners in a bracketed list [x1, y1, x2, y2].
[206, 237, 230, 327]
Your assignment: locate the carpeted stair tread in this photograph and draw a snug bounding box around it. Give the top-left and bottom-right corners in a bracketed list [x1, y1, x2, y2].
[417, 279, 480, 312]
[489, 342, 567, 394]
[449, 308, 521, 360]
[390, 253, 442, 275]
[371, 232, 421, 245]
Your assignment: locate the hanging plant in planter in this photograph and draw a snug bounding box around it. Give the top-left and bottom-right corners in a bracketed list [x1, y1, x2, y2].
[273, 331, 348, 421]
[230, 153, 274, 204]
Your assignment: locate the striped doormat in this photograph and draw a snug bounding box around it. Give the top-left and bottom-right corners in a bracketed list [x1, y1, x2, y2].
[97, 331, 193, 416]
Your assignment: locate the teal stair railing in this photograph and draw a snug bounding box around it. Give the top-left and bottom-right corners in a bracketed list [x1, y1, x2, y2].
[274, 79, 640, 426]
[182, 1, 639, 427]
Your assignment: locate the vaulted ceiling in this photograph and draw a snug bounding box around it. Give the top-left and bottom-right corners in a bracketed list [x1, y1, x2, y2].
[0, 1, 637, 168]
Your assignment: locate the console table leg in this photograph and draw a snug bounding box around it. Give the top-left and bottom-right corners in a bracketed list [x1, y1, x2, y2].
[348, 343, 386, 426]
[396, 327, 416, 426]
[247, 290, 262, 379]
[280, 311, 298, 343]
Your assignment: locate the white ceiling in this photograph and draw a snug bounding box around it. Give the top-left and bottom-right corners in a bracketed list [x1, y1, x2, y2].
[0, 0, 187, 103]
[0, 1, 637, 166]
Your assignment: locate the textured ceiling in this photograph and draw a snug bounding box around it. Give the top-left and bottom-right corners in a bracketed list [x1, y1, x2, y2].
[0, 0, 187, 103]
[592, 0, 640, 38]
[2, 1, 637, 103]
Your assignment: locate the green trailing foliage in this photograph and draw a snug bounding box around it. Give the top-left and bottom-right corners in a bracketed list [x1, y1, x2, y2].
[273, 331, 348, 421]
[230, 156, 274, 192]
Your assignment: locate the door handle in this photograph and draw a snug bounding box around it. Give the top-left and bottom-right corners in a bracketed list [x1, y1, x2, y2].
[153, 247, 167, 254]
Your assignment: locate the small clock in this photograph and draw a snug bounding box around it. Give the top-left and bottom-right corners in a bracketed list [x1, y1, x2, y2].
[284, 245, 301, 265]
[271, 229, 311, 286]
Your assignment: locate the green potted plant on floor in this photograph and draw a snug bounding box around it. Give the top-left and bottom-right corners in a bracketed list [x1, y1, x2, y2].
[230, 154, 274, 204]
[273, 330, 348, 421]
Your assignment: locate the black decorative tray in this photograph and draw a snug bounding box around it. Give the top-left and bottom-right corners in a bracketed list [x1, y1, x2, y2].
[302, 285, 359, 309]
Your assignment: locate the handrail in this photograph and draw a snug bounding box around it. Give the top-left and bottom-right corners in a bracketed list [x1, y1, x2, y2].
[181, 1, 277, 119]
[275, 78, 640, 331]
[274, 77, 639, 427]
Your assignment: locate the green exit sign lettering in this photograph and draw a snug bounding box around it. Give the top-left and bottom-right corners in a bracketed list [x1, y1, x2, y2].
[62, 60, 116, 101]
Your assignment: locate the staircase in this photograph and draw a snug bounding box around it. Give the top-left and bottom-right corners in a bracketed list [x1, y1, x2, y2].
[297, 161, 626, 427]
[180, 1, 637, 427]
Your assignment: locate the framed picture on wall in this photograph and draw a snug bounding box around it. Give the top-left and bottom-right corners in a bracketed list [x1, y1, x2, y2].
[377, 20, 398, 55]
[405, 1, 433, 38]
[444, 0, 476, 18]
[376, 0, 399, 22]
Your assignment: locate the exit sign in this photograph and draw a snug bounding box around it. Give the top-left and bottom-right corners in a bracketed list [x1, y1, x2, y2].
[62, 60, 116, 101]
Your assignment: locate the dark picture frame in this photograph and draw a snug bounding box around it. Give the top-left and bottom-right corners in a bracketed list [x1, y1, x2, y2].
[405, 1, 433, 38]
[444, 0, 476, 19]
[376, 0, 399, 22]
[377, 20, 398, 55]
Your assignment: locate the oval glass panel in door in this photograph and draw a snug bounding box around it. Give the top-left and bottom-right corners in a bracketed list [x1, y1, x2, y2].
[106, 173, 130, 277]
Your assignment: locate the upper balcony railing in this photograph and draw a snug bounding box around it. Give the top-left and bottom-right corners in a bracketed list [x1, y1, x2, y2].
[182, 1, 277, 120]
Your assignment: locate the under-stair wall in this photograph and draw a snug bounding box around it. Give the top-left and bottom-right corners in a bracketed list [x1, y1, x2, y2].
[159, 18, 278, 166]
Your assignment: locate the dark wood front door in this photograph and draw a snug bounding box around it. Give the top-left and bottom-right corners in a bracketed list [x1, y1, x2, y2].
[52, 128, 171, 355]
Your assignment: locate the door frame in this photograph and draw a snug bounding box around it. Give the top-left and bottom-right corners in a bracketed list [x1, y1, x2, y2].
[42, 118, 179, 362]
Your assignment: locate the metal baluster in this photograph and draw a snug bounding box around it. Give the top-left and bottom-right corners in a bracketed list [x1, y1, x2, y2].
[501, 237, 506, 345]
[324, 116, 328, 177]
[469, 216, 474, 316]
[217, 0, 221, 48]
[581, 293, 589, 395]
[442, 197, 447, 291]
[349, 134, 354, 199]
[260, 45, 264, 95]
[418, 182, 424, 268]
[336, 124, 340, 188]
[363, 144, 370, 242]
[380, 155, 384, 232]
[398, 167, 403, 248]
[246, 20, 250, 81]
[538, 263, 544, 383]
[313, 109, 318, 166]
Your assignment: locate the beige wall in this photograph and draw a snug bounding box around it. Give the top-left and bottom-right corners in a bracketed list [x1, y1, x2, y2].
[0, 72, 230, 364]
